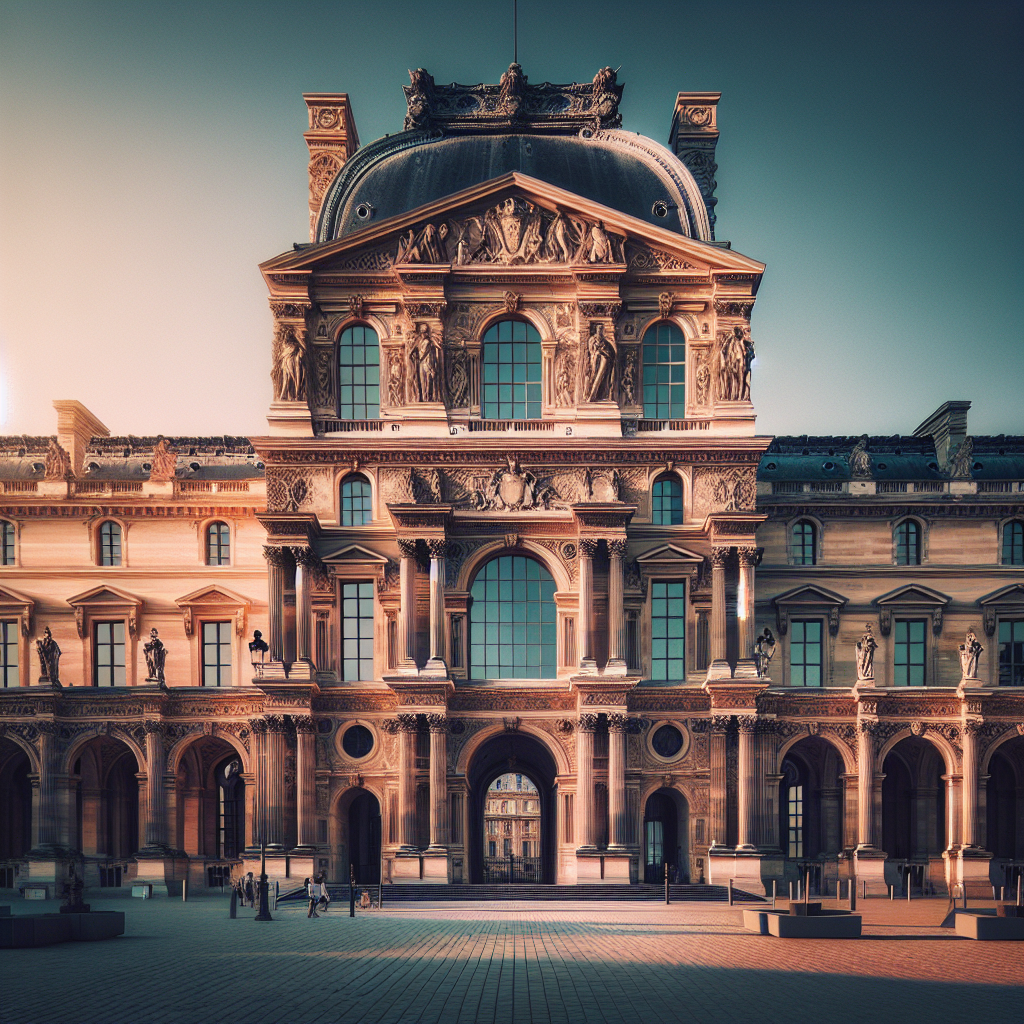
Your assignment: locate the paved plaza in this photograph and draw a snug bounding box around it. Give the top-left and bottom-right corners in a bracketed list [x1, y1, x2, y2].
[2, 895, 1021, 1024]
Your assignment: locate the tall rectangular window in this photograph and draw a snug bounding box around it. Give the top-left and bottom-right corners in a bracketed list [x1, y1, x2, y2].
[341, 581, 374, 681]
[94, 621, 126, 686]
[650, 580, 685, 681]
[481, 320, 542, 419]
[998, 619, 1024, 686]
[789, 619, 823, 686]
[202, 621, 232, 686]
[787, 784, 804, 857]
[0, 620, 18, 687]
[894, 619, 927, 686]
[0, 521, 14, 565]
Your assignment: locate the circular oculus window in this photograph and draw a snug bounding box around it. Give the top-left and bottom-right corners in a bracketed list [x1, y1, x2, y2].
[652, 724, 684, 758]
[341, 724, 375, 760]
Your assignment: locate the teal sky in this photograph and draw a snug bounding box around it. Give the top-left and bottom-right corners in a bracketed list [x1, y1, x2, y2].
[1, 0, 1021, 438]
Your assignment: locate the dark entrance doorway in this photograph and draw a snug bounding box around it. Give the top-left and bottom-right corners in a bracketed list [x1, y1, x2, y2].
[468, 732, 557, 884]
[643, 788, 689, 883]
[348, 791, 381, 885]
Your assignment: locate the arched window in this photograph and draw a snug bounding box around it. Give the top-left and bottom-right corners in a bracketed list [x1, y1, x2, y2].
[481, 320, 542, 420]
[791, 520, 817, 565]
[1002, 520, 1024, 565]
[338, 324, 380, 419]
[98, 521, 122, 566]
[469, 555, 556, 679]
[651, 476, 683, 525]
[642, 321, 686, 419]
[894, 520, 921, 565]
[0, 521, 14, 565]
[206, 522, 230, 565]
[340, 475, 372, 526]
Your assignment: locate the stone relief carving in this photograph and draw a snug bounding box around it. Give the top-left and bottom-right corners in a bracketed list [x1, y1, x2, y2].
[716, 326, 753, 402]
[273, 323, 309, 402]
[386, 350, 405, 407]
[446, 344, 469, 408]
[394, 197, 625, 267]
[266, 468, 333, 514]
[694, 353, 712, 407]
[619, 346, 638, 406]
[149, 440, 177, 482]
[948, 437, 974, 480]
[582, 466, 620, 502]
[470, 455, 557, 511]
[554, 338, 578, 407]
[848, 437, 872, 479]
[584, 323, 616, 402]
[691, 467, 756, 516]
[44, 439, 73, 482]
[958, 630, 983, 678]
[407, 323, 443, 403]
[626, 245, 697, 272]
[313, 347, 333, 408]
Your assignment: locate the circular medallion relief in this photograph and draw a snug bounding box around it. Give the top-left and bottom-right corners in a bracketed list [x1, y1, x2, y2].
[341, 724, 375, 760]
[646, 720, 690, 763]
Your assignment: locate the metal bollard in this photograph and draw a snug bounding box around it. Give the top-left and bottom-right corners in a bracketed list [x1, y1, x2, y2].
[182, 877, 188, 902]
[862, 879, 867, 899]
[889, 884, 894, 901]
[850, 880, 856, 912]
[664, 862, 670, 905]
[727, 878, 734, 907]
[1018, 875, 1023, 907]
[772, 879, 777, 909]
[229, 888, 237, 919]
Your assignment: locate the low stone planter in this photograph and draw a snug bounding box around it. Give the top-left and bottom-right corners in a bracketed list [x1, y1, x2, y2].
[741, 908, 861, 938]
[0, 911, 125, 948]
[954, 912, 1024, 941]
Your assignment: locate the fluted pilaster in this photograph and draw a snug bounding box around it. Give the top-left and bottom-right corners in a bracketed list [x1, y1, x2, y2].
[426, 714, 448, 849]
[575, 713, 598, 850]
[143, 723, 166, 848]
[294, 716, 317, 849]
[263, 546, 289, 663]
[736, 546, 758, 661]
[607, 712, 627, 849]
[398, 540, 418, 670]
[427, 540, 447, 671]
[292, 548, 316, 665]
[396, 714, 419, 850]
[34, 722, 59, 848]
[264, 715, 288, 849]
[607, 539, 627, 669]
[710, 547, 729, 664]
[857, 722, 876, 847]
[736, 715, 757, 849]
[578, 539, 598, 670]
[962, 720, 980, 847]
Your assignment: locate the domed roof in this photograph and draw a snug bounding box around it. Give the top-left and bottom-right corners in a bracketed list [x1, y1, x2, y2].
[315, 67, 712, 243]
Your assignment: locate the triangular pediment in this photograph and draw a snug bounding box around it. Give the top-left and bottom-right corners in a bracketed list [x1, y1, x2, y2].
[261, 172, 764, 280]
[67, 585, 142, 609]
[636, 544, 705, 568]
[773, 585, 849, 609]
[175, 585, 250, 610]
[874, 584, 951, 608]
[978, 583, 1024, 607]
[321, 543, 389, 566]
[0, 585, 35, 611]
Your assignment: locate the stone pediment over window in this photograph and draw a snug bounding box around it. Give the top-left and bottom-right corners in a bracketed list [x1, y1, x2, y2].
[175, 586, 250, 640]
[636, 544, 705, 573]
[260, 172, 764, 281]
[873, 584, 951, 638]
[0, 585, 34, 637]
[321, 543, 391, 586]
[67, 585, 143, 640]
[772, 584, 848, 637]
[978, 583, 1024, 637]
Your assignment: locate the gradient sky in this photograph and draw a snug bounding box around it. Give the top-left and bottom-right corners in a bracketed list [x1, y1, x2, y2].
[1, 0, 1021, 439]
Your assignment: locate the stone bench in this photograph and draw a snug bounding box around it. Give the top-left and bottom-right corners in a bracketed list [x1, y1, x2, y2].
[742, 908, 862, 938]
[0, 912, 125, 948]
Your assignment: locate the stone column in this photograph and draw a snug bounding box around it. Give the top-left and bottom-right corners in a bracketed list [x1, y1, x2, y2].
[294, 716, 317, 850]
[736, 547, 758, 662]
[426, 714, 448, 850]
[264, 715, 288, 850]
[607, 713, 628, 849]
[396, 714, 419, 851]
[736, 715, 757, 849]
[248, 720, 267, 848]
[397, 540, 418, 670]
[143, 722, 167, 848]
[292, 548, 315, 665]
[427, 540, 447, 672]
[709, 716, 729, 846]
[34, 722, 60, 848]
[960, 720, 980, 848]
[857, 722, 876, 847]
[578, 539, 598, 670]
[710, 547, 729, 665]
[263, 546, 289, 663]
[607, 539, 627, 669]
[575, 713, 598, 850]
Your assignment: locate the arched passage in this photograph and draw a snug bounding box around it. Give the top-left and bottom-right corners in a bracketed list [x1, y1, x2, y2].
[643, 787, 689, 883]
[985, 735, 1024, 894]
[331, 786, 382, 886]
[0, 738, 32, 883]
[467, 731, 558, 884]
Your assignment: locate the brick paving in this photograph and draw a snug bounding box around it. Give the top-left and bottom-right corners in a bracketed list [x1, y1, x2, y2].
[2, 895, 1021, 1024]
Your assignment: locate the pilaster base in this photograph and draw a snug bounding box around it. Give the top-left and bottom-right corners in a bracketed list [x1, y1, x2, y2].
[24, 850, 73, 898]
[266, 400, 314, 438]
[132, 849, 190, 897]
[574, 851, 632, 883]
[707, 848, 783, 896]
[704, 659, 733, 682]
[240, 852, 295, 885]
[390, 851, 449, 883]
[853, 846, 889, 896]
[956, 675, 992, 696]
[947, 846, 994, 897]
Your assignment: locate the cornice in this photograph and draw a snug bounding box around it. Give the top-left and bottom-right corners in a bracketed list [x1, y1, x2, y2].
[0, 504, 260, 518]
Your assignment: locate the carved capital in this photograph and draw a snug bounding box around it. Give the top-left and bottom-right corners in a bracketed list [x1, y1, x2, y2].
[425, 713, 447, 732]
[143, 721, 165, 736]
[263, 545, 291, 568]
[291, 546, 320, 568]
[859, 720, 878, 736]
[427, 539, 448, 559]
[397, 539, 418, 560]
[379, 718, 401, 734]
[736, 546, 758, 566]
[249, 718, 269, 734]
[607, 538, 628, 560]
[265, 714, 289, 734]
[579, 538, 599, 559]
[293, 716, 315, 734]
[607, 712, 628, 732]
[710, 715, 731, 733]
[577, 712, 600, 732]
[963, 720, 981, 737]
[710, 547, 729, 569]
[396, 713, 419, 732]
[735, 714, 758, 733]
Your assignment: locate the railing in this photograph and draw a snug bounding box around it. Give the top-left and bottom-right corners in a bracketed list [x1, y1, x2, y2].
[483, 855, 543, 884]
[808, 482, 844, 493]
[978, 481, 1018, 493]
[315, 419, 386, 433]
[176, 480, 252, 495]
[876, 481, 908, 493]
[634, 418, 712, 432]
[72, 480, 144, 495]
[913, 481, 946, 493]
[468, 420, 555, 432]
[772, 482, 805, 494]
[0, 481, 38, 494]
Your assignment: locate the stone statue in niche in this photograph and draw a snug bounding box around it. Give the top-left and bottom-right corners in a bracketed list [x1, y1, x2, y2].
[583, 466, 621, 502]
[407, 323, 443, 403]
[275, 325, 308, 402]
[149, 439, 177, 482]
[446, 344, 468, 407]
[754, 628, 776, 678]
[581, 221, 615, 264]
[36, 626, 61, 685]
[855, 623, 878, 680]
[471, 455, 555, 511]
[144, 628, 167, 684]
[717, 326, 748, 402]
[848, 437, 872, 478]
[387, 350, 405, 407]
[619, 347, 638, 406]
[585, 323, 616, 402]
[44, 439, 72, 482]
[554, 339, 577, 407]
[694, 359, 711, 407]
[958, 629, 983, 679]
[948, 437, 974, 480]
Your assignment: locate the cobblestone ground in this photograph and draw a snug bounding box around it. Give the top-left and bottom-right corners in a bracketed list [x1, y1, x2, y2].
[2, 896, 1021, 1024]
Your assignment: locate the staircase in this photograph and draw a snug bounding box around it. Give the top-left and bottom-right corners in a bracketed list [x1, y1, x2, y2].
[281, 883, 764, 904]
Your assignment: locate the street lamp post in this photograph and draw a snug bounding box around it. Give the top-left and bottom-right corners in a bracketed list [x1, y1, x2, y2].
[255, 841, 273, 922]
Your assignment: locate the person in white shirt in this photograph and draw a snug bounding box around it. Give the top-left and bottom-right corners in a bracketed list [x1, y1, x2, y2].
[305, 877, 319, 918]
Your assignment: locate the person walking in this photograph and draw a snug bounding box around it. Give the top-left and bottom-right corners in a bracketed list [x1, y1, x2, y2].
[306, 876, 319, 918]
[316, 874, 331, 914]
[243, 872, 255, 908]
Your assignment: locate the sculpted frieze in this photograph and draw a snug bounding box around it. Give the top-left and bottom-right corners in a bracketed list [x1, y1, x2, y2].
[691, 466, 757, 516]
[626, 245, 698, 273]
[266, 467, 333, 514]
[448, 690, 576, 712]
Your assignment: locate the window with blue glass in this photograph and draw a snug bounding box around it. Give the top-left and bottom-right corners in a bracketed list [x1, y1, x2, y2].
[894, 619, 926, 685]
[895, 520, 921, 565]
[481, 320, 542, 419]
[337, 325, 380, 420]
[340, 475, 372, 526]
[650, 580, 685, 681]
[789, 619, 823, 686]
[1002, 520, 1024, 565]
[642, 321, 686, 419]
[0, 620, 18, 686]
[469, 556, 556, 679]
[202, 621, 232, 687]
[99, 521, 122, 567]
[206, 522, 230, 565]
[791, 520, 816, 565]
[0, 521, 14, 565]
[998, 619, 1023, 686]
[94, 621, 126, 686]
[652, 476, 683, 525]
[341, 581, 374, 681]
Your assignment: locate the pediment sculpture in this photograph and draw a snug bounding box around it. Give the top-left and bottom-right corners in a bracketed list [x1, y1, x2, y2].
[470, 455, 557, 511]
[395, 197, 625, 267]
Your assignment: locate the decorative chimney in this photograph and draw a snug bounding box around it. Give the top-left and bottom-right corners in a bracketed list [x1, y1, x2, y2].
[52, 401, 109, 478]
[302, 94, 359, 242]
[669, 93, 720, 239]
[913, 400, 971, 470]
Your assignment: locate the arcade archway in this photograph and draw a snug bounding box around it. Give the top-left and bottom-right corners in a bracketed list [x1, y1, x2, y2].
[0, 739, 32, 877]
[643, 788, 689, 883]
[467, 731, 557, 884]
[332, 787, 381, 885]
